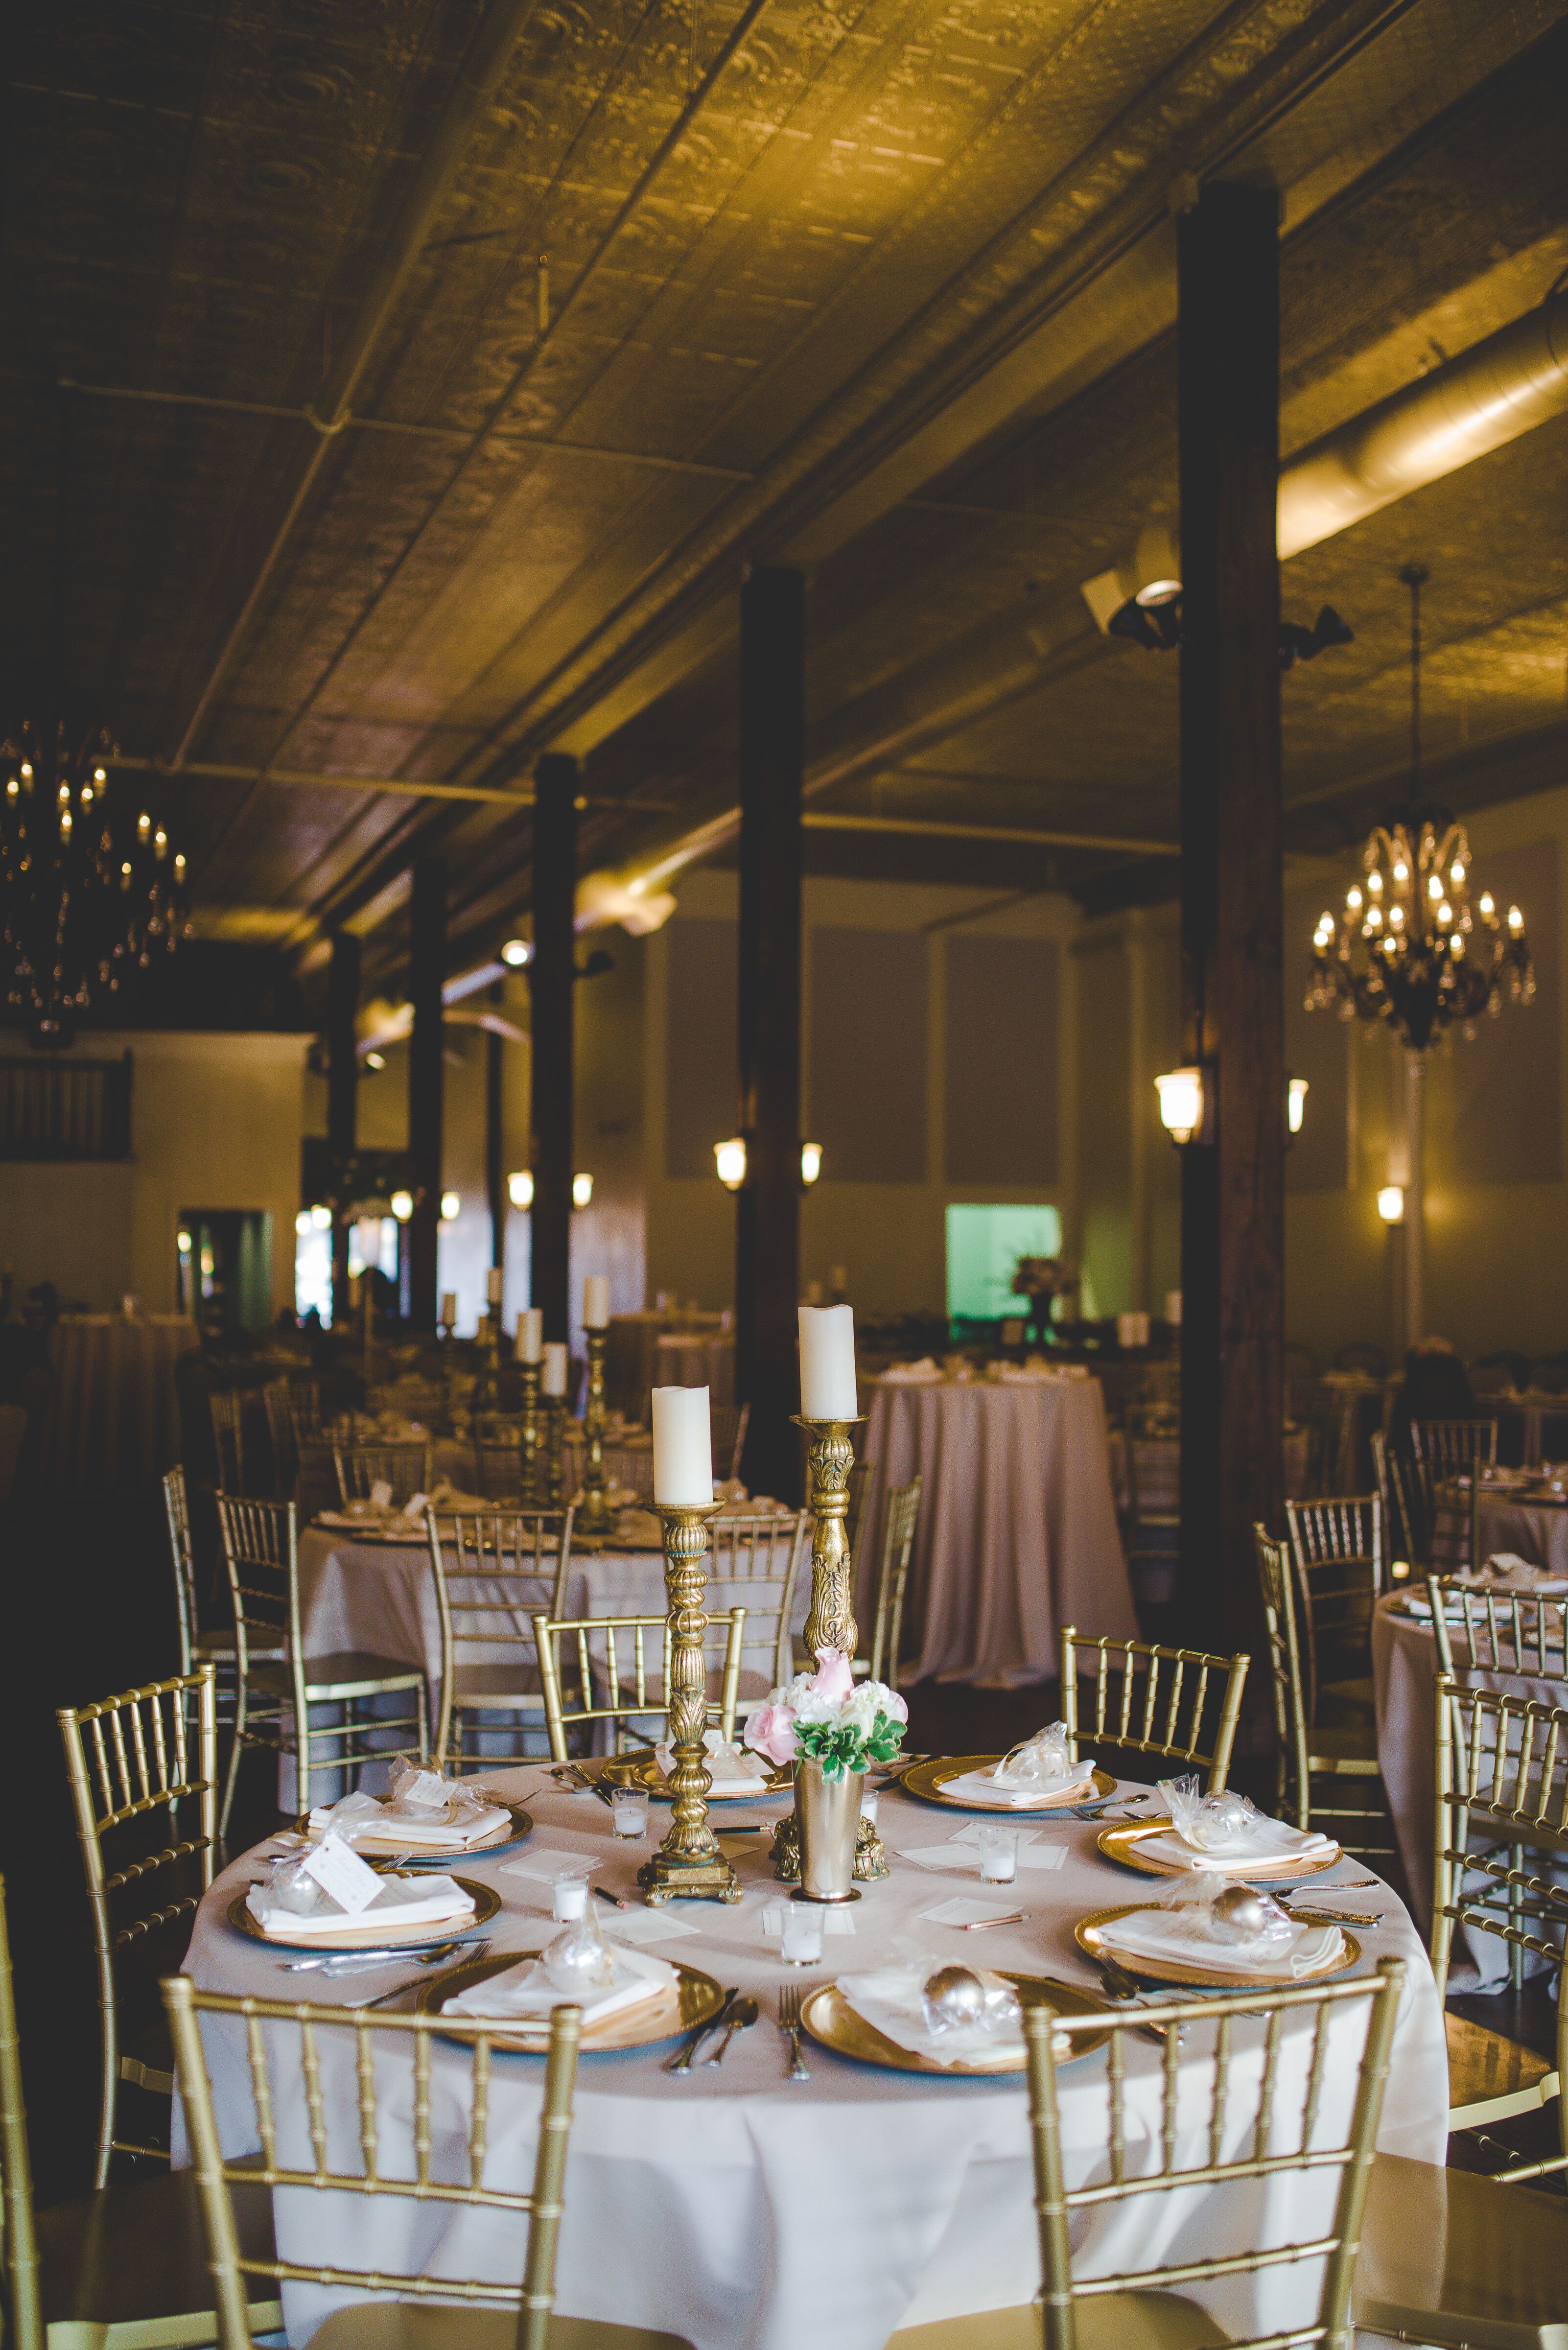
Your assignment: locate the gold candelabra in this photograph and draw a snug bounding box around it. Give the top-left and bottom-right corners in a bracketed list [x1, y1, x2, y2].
[518, 1360, 541, 1506]
[639, 1499, 740, 1906]
[579, 1326, 610, 1540]
[544, 1398, 566, 1507]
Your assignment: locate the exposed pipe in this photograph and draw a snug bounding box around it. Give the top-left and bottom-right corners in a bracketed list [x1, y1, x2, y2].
[801, 812, 1177, 855]
[165, 0, 541, 769]
[109, 751, 652, 811]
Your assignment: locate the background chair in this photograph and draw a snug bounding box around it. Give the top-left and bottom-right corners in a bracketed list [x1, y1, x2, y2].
[56, 1668, 217, 2187]
[601, 1440, 655, 1499]
[1428, 1576, 1568, 1689]
[707, 1508, 808, 1700]
[429, 1507, 575, 1768]
[862, 1476, 921, 1687]
[1371, 1427, 1419, 1572]
[1409, 1417, 1498, 1571]
[1058, 1625, 1248, 1791]
[471, 1425, 527, 1499]
[1255, 1523, 1397, 1866]
[215, 1495, 427, 1834]
[535, 1610, 746, 1761]
[1284, 1492, 1384, 1726]
[207, 1390, 245, 1495]
[163, 1978, 695, 2350]
[1121, 1432, 1180, 1600]
[710, 1400, 749, 1483]
[333, 1441, 434, 1506]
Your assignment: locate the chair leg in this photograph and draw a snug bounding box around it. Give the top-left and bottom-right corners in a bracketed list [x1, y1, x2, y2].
[218, 1677, 247, 1843]
[93, 1953, 118, 2190]
[417, 1678, 430, 1765]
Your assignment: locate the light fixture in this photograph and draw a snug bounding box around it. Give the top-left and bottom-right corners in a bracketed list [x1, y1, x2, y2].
[364, 1050, 385, 1071]
[1155, 1068, 1206, 1145]
[501, 937, 532, 967]
[1080, 525, 1351, 667]
[390, 1190, 413, 1223]
[177, 1228, 192, 1254]
[508, 1170, 534, 1209]
[295, 1211, 311, 1237]
[572, 1171, 594, 1209]
[1377, 1185, 1405, 1225]
[1307, 565, 1533, 1052]
[310, 1203, 332, 1231]
[1287, 1077, 1309, 1135]
[714, 1136, 747, 1191]
[800, 1140, 822, 1187]
[441, 1190, 460, 1221]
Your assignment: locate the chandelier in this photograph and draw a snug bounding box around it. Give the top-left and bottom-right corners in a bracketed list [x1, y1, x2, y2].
[1, 719, 191, 1038]
[1305, 566, 1533, 1053]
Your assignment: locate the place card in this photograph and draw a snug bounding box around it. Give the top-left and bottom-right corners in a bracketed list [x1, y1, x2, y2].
[916, 1896, 1023, 1928]
[499, 1842, 609, 1884]
[302, 1837, 381, 1915]
[602, 1906, 698, 1946]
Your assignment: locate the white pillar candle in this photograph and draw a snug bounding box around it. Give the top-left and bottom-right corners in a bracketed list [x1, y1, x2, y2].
[515, 1307, 542, 1363]
[487, 1266, 503, 1306]
[584, 1273, 610, 1329]
[652, 1385, 713, 1507]
[541, 1341, 568, 1397]
[798, 1303, 857, 1420]
[440, 1291, 457, 1327]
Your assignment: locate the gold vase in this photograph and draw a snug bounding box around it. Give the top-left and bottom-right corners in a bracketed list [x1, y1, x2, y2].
[793, 1759, 861, 1903]
[638, 1500, 741, 1906]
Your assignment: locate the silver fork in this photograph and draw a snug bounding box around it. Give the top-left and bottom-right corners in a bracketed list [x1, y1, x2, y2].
[777, 1985, 810, 2082]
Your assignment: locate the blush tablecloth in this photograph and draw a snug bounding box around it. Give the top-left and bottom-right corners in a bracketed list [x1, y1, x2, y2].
[863, 1377, 1136, 1686]
[40, 1311, 197, 1488]
[183, 1769, 1445, 2350]
[1476, 1491, 1568, 1576]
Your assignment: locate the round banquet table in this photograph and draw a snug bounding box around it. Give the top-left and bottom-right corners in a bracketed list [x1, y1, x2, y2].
[863, 1375, 1136, 1686]
[182, 1768, 1446, 2350]
[39, 1311, 197, 1488]
[1476, 1488, 1568, 1576]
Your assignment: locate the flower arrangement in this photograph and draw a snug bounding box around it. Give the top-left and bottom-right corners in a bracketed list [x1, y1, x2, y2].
[745, 1649, 908, 1781]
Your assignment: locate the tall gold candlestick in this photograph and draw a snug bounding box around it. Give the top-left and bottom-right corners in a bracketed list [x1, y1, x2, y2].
[544, 1399, 565, 1507]
[579, 1326, 610, 1540]
[518, 1361, 541, 1506]
[639, 1499, 740, 1905]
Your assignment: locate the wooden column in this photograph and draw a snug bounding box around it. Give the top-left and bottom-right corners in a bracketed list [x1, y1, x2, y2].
[486, 983, 505, 1278]
[326, 929, 360, 1328]
[407, 859, 446, 1331]
[736, 566, 805, 1501]
[531, 752, 577, 1344]
[1175, 183, 1284, 1659]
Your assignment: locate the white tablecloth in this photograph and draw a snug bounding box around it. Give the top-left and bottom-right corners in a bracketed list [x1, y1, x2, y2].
[863, 1378, 1136, 1685]
[39, 1312, 196, 1488]
[183, 1771, 1446, 2350]
[1477, 1492, 1568, 1576]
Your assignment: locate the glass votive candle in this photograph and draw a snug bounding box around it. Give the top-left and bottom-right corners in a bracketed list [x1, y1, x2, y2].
[976, 1825, 1019, 1884]
[860, 1789, 879, 1826]
[610, 1787, 649, 1840]
[780, 1904, 826, 1966]
[551, 1871, 590, 1922]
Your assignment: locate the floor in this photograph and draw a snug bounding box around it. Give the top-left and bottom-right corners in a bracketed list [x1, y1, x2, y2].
[2, 1484, 1560, 2210]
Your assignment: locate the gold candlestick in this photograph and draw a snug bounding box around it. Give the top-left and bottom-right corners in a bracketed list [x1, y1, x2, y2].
[579, 1325, 610, 1540]
[639, 1499, 741, 1906]
[544, 1398, 566, 1507]
[518, 1360, 541, 1506]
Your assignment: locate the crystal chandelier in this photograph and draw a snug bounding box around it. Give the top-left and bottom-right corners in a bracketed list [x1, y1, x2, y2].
[1305, 566, 1533, 1053]
[1, 720, 191, 1038]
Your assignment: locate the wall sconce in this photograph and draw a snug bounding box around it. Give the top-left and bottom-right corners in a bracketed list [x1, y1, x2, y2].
[1155, 1068, 1207, 1145]
[508, 1170, 534, 1209]
[501, 937, 532, 967]
[1377, 1185, 1405, 1225]
[800, 1140, 823, 1187]
[1287, 1076, 1309, 1135]
[440, 1190, 460, 1222]
[310, 1203, 332, 1231]
[715, 1136, 748, 1191]
[364, 1051, 385, 1071]
[390, 1190, 413, 1223]
[572, 1171, 594, 1209]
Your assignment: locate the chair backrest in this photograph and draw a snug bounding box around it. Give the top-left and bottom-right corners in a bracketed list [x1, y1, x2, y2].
[1431, 1674, 1568, 2026]
[845, 1456, 876, 1563]
[164, 1464, 198, 1678]
[56, 1669, 217, 2181]
[1059, 1626, 1249, 1792]
[0, 1874, 43, 2350]
[534, 1611, 746, 1759]
[208, 1389, 244, 1493]
[707, 1510, 809, 1691]
[601, 1440, 655, 1500]
[215, 1495, 304, 1692]
[1284, 1494, 1384, 1720]
[868, 1477, 921, 1687]
[1254, 1522, 1311, 1829]
[1369, 1428, 1418, 1570]
[333, 1440, 434, 1505]
[1410, 1417, 1497, 1497]
[711, 1401, 749, 1483]
[261, 1380, 300, 1499]
[428, 1508, 575, 1760]
[472, 1430, 527, 1499]
[1024, 1961, 1406, 2350]
[1427, 1576, 1568, 1685]
[161, 1975, 584, 2350]
[1124, 1434, 1179, 1528]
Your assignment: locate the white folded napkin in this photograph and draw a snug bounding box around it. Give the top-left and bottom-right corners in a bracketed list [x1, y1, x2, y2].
[442, 1943, 676, 2030]
[837, 1967, 1024, 2068]
[1097, 1908, 1343, 1979]
[880, 1359, 943, 1383]
[940, 1762, 1096, 1810]
[246, 1873, 475, 1941]
[988, 1362, 1053, 1384]
[306, 1796, 511, 1850]
[654, 1731, 772, 1799]
[1135, 1820, 1334, 1874]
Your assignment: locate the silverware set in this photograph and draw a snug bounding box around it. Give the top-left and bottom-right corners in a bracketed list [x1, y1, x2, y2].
[663, 1987, 739, 2073]
[281, 1933, 491, 1978]
[777, 1986, 810, 2080]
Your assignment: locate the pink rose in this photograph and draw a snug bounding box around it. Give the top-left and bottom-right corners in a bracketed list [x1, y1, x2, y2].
[745, 1701, 798, 1767]
[811, 1649, 855, 1702]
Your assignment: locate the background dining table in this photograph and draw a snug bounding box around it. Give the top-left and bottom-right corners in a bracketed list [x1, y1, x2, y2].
[39, 1310, 196, 1489]
[862, 1373, 1136, 1685]
[183, 1766, 1446, 2350]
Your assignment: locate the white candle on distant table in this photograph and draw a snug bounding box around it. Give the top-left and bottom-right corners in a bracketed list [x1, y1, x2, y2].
[515, 1307, 542, 1363]
[487, 1266, 503, 1306]
[440, 1291, 457, 1327]
[584, 1274, 610, 1330]
[798, 1303, 857, 1420]
[541, 1341, 568, 1397]
[652, 1385, 713, 1507]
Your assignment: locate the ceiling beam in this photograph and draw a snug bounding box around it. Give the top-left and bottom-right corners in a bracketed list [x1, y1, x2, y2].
[801, 811, 1177, 855]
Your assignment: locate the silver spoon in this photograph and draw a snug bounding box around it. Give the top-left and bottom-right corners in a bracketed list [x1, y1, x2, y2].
[702, 1994, 759, 2066]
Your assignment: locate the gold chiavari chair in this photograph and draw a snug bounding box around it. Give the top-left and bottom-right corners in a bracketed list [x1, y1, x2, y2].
[333, 1440, 434, 1506]
[0, 1871, 282, 2350]
[1431, 1674, 1568, 2177]
[1059, 1625, 1248, 1792]
[161, 1978, 695, 2350]
[535, 1610, 747, 1761]
[858, 1476, 921, 1687]
[845, 1454, 876, 1564]
[164, 1463, 225, 1685]
[215, 1496, 428, 1836]
[602, 1440, 656, 1499]
[711, 1399, 749, 1483]
[428, 1507, 576, 1768]
[888, 1961, 1407, 2350]
[1284, 1493, 1385, 1726]
[472, 1428, 527, 1499]
[707, 1508, 809, 1699]
[1411, 1417, 1498, 1571]
[1428, 1575, 1568, 1689]
[208, 1389, 245, 1494]
[262, 1376, 321, 1499]
[56, 1669, 217, 2188]
[1369, 1428, 1418, 1574]
[1255, 1525, 1397, 1866]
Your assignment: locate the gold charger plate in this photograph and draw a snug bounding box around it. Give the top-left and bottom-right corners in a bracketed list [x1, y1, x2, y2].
[900, 1756, 1117, 1813]
[1075, 1904, 1360, 1990]
[292, 1803, 533, 1864]
[799, 1973, 1113, 2076]
[228, 1877, 501, 1955]
[416, 1948, 726, 2053]
[597, 1754, 794, 1802]
[1096, 1818, 1341, 1881]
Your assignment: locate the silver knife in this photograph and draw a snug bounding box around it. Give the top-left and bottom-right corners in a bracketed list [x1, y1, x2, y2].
[663, 1987, 739, 2073]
